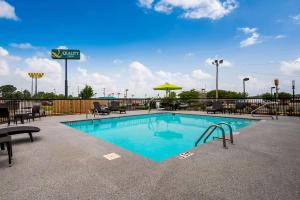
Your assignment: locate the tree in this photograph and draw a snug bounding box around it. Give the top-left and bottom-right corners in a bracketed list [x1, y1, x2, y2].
[206, 90, 244, 99]
[178, 89, 200, 100]
[261, 93, 273, 100]
[13, 91, 24, 99]
[278, 92, 292, 99]
[79, 85, 95, 99]
[169, 91, 177, 99]
[261, 92, 292, 100]
[23, 90, 31, 99]
[0, 85, 17, 98]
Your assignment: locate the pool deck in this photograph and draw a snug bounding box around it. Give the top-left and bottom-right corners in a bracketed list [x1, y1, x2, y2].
[1, 111, 300, 200]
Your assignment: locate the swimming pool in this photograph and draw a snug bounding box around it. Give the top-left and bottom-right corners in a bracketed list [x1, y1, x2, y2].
[64, 113, 256, 162]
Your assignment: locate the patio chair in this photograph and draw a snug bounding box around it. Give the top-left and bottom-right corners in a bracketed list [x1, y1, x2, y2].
[109, 101, 126, 114]
[28, 105, 41, 121]
[0, 106, 11, 126]
[235, 102, 246, 114]
[207, 101, 224, 114]
[0, 134, 13, 166]
[93, 102, 110, 115]
[178, 102, 188, 110]
[0, 126, 40, 142]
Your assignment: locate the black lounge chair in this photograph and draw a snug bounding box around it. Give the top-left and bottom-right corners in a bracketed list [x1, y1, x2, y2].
[93, 102, 110, 115]
[0, 126, 40, 142]
[207, 101, 224, 114]
[235, 101, 246, 114]
[28, 105, 42, 121]
[0, 134, 12, 166]
[0, 106, 10, 125]
[109, 101, 126, 114]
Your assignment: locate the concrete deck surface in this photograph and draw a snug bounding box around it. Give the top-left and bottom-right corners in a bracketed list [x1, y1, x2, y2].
[0, 111, 299, 200]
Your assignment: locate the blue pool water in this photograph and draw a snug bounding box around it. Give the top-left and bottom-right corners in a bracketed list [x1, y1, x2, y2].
[64, 113, 256, 162]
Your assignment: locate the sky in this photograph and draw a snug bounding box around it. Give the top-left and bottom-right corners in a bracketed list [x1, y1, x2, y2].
[0, 0, 300, 97]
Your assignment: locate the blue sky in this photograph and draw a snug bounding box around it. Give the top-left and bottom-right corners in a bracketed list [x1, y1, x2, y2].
[0, 0, 300, 97]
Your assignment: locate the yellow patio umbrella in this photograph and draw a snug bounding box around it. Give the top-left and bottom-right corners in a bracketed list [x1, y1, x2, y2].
[153, 83, 182, 97]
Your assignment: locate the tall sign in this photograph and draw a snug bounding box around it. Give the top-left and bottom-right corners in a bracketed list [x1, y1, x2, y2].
[28, 72, 44, 96]
[51, 49, 80, 98]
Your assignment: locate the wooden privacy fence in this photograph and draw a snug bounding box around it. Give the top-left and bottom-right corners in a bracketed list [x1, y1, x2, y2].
[52, 99, 108, 115]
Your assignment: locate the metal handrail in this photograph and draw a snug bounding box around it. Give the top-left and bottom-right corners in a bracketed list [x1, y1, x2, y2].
[195, 124, 227, 148]
[148, 98, 156, 113]
[212, 122, 233, 144]
[251, 101, 278, 119]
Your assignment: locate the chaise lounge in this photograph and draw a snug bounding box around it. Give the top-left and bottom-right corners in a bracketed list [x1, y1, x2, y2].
[92, 102, 111, 115]
[0, 126, 40, 142]
[109, 101, 126, 114]
[207, 101, 224, 114]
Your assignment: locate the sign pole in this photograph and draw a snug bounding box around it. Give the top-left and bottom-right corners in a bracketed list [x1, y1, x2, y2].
[65, 58, 68, 98]
[51, 49, 80, 99]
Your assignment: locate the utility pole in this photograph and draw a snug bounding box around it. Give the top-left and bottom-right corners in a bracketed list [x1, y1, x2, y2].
[212, 59, 223, 100]
[292, 80, 295, 101]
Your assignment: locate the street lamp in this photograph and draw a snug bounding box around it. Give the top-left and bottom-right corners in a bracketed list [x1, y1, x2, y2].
[117, 92, 121, 98]
[125, 89, 128, 98]
[243, 78, 249, 98]
[292, 80, 295, 101]
[212, 59, 223, 100]
[271, 86, 275, 97]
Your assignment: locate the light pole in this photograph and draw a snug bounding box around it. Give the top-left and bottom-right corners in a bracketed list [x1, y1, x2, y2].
[274, 79, 279, 120]
[243, 78, 249, 98]
[103, 88, 106, 97]
[125, 89, 128, 98]
[117, 92, 121, 98]
[28, 72, 44, 96]
[271, 86, 275, 98]
[292, 80, 295, 101]
[212, 59, 223, 100]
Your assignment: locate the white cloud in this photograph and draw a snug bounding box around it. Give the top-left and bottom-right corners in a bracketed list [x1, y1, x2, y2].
[238, 27, 261, 48]
[274, 35, 286, 39]
[23, 57, 63, 86]
[0, 0, 18, 20]
[192, 69, 212, 80]
[0, 46, 20, 61]
[205, 58, 232, 67]
[138, 0, 154, 8]
[72, 67, 116, 96]
[280, 57, 300, 75]
[0, 60, 9, 75]
[139, 0, 239, 20]
[0, 46, 9, 57]
[185, 52, 194, 57]
[79, 52, 86, 62]
[56, 45, 68, 49]
[129, 61, 154, 85]
[291, 14, 300, 24]
[10, 43, 35, 49]
[113, 59, 123, 64]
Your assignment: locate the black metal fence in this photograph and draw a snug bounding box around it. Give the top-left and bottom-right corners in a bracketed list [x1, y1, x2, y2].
[0, 97, 299, 124]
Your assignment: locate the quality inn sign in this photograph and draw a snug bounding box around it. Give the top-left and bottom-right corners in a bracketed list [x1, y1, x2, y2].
[51, 49, 80, 60]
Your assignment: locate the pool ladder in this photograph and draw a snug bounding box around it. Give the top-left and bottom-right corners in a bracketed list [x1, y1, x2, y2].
[195, 122, 233, 149]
